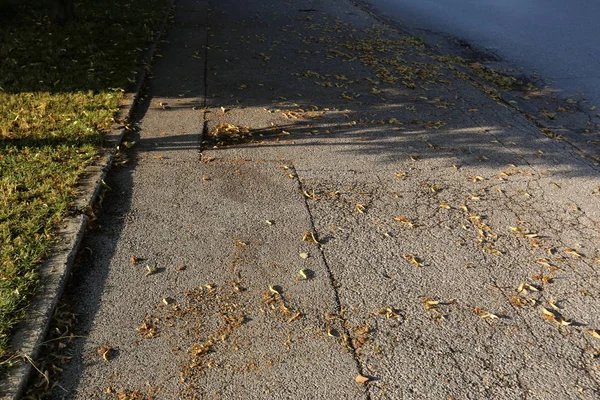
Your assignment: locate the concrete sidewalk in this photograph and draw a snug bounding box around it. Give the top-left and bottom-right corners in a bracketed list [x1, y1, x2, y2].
[56, 0, 600, 398]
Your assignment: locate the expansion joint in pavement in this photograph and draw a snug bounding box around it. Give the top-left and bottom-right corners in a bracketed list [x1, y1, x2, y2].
[199, 2, 211, 159]
[288, 163, 372, 400]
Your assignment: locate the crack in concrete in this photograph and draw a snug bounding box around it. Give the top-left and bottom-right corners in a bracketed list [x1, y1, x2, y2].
[289, 163, 372, 400]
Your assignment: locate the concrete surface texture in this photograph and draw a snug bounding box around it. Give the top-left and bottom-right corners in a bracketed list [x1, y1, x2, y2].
[54, 0, 600, 398]
[363, 0, 600, 106]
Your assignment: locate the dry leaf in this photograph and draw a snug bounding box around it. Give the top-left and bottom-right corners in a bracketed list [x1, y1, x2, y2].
[355, 203, 366, 213]
[303, 231, 322, 244]
[298, 270, 308, 280]
[394, 216, 414, 228]
[403, 254, 423, 267]
[303, 190, 317, 200]
[587, 329, 600, 339]
[145, 265, 158, 276]
[97, 346, 113, 362]
[517, 282, 540, 293]
[548, 297, 561, 311]
[565, 248, 583, 258]
[439, 203, 451, 209]
[288, 312, 302, 323]
[474, 308, 499, 319]
[376, 307, 401, 320]
[532, 275, 554, 284]
[299, 252, 309, 259]
[268, 285, 280, 294]
[355, 374, 370, 384]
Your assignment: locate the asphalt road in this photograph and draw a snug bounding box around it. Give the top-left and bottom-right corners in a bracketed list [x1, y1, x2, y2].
[364, 0, 600, 106]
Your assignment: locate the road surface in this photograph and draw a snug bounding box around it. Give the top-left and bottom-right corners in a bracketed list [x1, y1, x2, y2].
[364, 0, 600, 106]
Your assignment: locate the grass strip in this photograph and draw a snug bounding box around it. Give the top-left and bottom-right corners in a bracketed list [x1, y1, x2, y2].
[0, 0, 167, 361]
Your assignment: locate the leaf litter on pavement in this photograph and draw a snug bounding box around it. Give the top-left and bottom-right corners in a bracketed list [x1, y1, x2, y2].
[52, 1, 600, 397]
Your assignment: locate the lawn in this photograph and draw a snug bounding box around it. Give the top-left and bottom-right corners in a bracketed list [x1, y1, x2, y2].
[0, 0, 167, 360]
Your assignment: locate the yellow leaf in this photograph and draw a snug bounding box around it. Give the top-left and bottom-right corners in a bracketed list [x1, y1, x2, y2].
[565, 248, 583, 258]
[303, 231, 322, 244]
[403, 254, 423, 267]
[303, 190, 317, 200]
[587, 329, 600, 339]
[548, 297, 561, 311]
[394, 216, 414, 228]
[439, 203, 451, 209]
[268, 285, 280, 294]
[517, 283, 540, 293]
[355, 374, 370, 384]
[299, 253, 309, 259]
[541, 307, 555, 318]
[474, 308, 499, 319]
[355, 203, 366, 213]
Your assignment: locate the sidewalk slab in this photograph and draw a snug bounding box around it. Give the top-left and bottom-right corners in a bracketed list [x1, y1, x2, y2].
[52, 0, 600, 399]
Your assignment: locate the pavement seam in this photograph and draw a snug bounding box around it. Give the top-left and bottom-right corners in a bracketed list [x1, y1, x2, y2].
[199, 2, 211, 160]
[289, 163, 372, 400]
[0, 0, 175, 397]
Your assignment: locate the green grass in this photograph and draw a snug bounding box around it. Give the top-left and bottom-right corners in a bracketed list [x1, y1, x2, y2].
[0, 0, 167, 361]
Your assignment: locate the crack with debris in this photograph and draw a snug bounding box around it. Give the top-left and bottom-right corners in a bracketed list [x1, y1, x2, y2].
[287, 162, 372, 400]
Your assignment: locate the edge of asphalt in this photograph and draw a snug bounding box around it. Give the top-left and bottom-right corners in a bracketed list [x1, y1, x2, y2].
[0, 1, 175, 398]
[352, 0, 600, 167]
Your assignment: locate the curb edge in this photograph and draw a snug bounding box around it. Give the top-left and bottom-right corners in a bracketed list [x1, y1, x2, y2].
[0, 0, 175, 397]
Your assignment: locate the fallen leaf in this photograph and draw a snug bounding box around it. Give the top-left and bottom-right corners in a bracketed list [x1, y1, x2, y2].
[532, 275, 554, 284]
[565, 248, 583, 258]
[355, 203, 366, 213]
[587, 329, 600, 339]
[268, 285, 280, 294]
[145, 265, 158, 276]
[299, 252, 309, 259]
[394, 216, 414, 228]
[303, 190, 317, 200]
[303, 231, 322, 244]
[403, 254, 423, 267]
[298, 269, 308, 280]
[517, 282, 540, 293]
[97, 346, 113, 362]
[288, 312, 302, 322]
[355, 375, 371, 384]
[376, 307, 402, 320]
[474, 308, 499, 319]
[548, 297, 561, 311]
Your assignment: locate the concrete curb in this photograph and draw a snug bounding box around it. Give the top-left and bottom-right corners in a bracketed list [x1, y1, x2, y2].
[0, 0, 174, 398]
